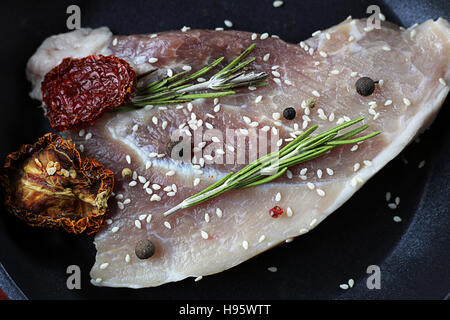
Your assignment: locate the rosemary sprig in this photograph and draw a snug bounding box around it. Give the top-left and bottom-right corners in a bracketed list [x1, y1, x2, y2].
[163, 117, 381, 217]
[115, 44, 268, 111]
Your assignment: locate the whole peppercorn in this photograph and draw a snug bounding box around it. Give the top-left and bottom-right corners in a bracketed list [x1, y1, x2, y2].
[355, 77, 376, 96]
[135, 239, 155, 259]
[283, 107, 296, 120]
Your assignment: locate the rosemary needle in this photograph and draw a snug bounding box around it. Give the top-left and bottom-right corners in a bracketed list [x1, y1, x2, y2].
[113, 44, 269, 111]
[163, 117, 381, 217]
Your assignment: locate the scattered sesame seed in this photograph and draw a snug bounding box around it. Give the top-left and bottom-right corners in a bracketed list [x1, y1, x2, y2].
[166, 170, 175, 176]
[150, 194, 161, 202]
[439, 78, 447, 86]
[85, 132, 92, 140]
[319, 50, 328, 58]
[348, 278, 355, 288]
[242, 240, 249, 250]
[382, 45, 391, 51]
[201, 230, 209, 239]
[307, 182, 315, 190]
[273, 0, 283, 8]
[148, 57, 158, 63]
[286, 207, 293, 217]
[123, 198, 131, 205]
[299, 228, 308, 235]
[275, 192, 281, 202]
[309, 218, 318, 227]
[260, 33, 269, 40]
[418, 160, 426, 168]
[312, 30, 321, 37]
[385, 192, 391, 201]
[194, 276, 203, 282]
[224, 19, 233, 27]
[393, 216, 402, 222]
[340, 284, 349, 290]
[395, 196, 400, 205]
[388, 203, 397, 209]
[410, 29, 417, 39]
[112, 226, 119, 233]
[251, 33, 257, 40]
[129, 180, 137, 187]
[216, 207, 223, 218]
[316, 189, 325, 197]
[146, 214, 152, 223]
[312, 90, 320, 97]
[182, 65, 192, 71]
[330, 69, 340, 75]
[326, 168, 334, 176]
[263, 53, 270, 61]
[348, 35, 355, 42]
[384, 99, 393, 106]
[350, 71, 358, 77]
[164, 221, 171, 229]
[317, 169, 322, 179]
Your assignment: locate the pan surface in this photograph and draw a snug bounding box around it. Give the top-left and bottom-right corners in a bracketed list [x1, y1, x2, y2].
[0, 0, 448, 300]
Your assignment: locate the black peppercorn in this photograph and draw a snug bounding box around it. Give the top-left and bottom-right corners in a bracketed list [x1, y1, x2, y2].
[283, 107, 296, 120]
[135, 239, 155, 259]
[355, 77, 376, 96]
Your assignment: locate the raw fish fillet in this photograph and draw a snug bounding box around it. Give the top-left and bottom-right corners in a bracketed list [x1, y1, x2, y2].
[26, 17, 450, 288]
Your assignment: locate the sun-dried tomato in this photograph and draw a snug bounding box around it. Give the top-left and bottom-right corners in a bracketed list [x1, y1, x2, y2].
[0, 133, 114, 234]
[41, 55, 137, 131]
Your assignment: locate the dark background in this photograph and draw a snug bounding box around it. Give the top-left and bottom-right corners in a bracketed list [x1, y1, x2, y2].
[0, 0, 448, 300]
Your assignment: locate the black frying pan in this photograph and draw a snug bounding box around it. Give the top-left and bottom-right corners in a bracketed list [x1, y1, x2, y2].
[0, 0, 449, 300]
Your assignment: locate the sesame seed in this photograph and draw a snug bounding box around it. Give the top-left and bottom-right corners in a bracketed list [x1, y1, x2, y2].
[385, 192, 391, 201]
[384, 99, 393, 106]
[224, 19, 233, 27]
[348, 35, 355, 42]
[272, 70, 281, 77]
[382, 45, 391, 51]
[194, 276, 203, 282]
[162, 121, 168, 130]
[268, 266, 278, 272]
[307, 182, 315, 190]
[273, 78, 281, 85]
[213, 104, 221, 112]
[263, 53, 270, 61]
[166, 170, 175, 176]
[204, 213, 210, 223]
[201, 230, 209, 239]
[395, 196, 401, 205]
[129, 180, 137, 187]
[326, 168, 334, 175]
[300, 168, 307, 175]
[242, 240, 249, 250]
[112, 38, 118, 46]
[215, 27, 224, 31]
[260, 33, 269, 40]
[255, 95, 263, 103]
[182, 65, 192, 71]
[439, 78, 447, 86]
[350, 71, 358, 77]
[193, 178, 200, 186]
[145, 188, 153, 195]
[251, 33, 257, 40]
[150, 194, 161, 202]
[299, 228, 308, 235]
[275, 192, 281, 202]
[286, 207, 293, 217]
[164, 221, 171, 229]
[125, 254, 131, 263]
[181, 26, 190, 32]
[258, 235, 266, 243]
[316, 189, 325, 197]
[123, 198, 131, 205]
[134, 220, 142, 229]
[273, 0, 283, 7]
[350, 145, 358, 152]
[388, 203, 397, 209]
[85, 132, 92, 140]
[167, 192, 176, 197]
[148, 57, 158, 63]
[393, 216, 402, 222]
[312, 30, 321, 37]
[111, 226, 119, 233]
[330, 69, 340, 75]
[317, 169, 322, 178]
[363, 160, 372, 167]
[216, 207, 223, 218]
[309, 218, 318, 226]
[312, 90, 320, 97]
[146, 214, 152, 223]
[167, 69, 173, 77]
[340, 284, 349, 290]
[117, 202, 124, 210]
[138, 176, 146, 184]
[319, 50, 328, 58]
[410, 29, 417, 39]
[418, 160, 426, 168]
[78, 129, 85, 137]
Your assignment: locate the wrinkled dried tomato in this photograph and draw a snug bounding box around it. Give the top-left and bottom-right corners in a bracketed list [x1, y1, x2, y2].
[0, 133, 114, 234]
[41, 55, 137, 131]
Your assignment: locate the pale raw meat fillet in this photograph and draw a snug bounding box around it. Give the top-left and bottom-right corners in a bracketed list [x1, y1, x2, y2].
[26, 17, 450, 288]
